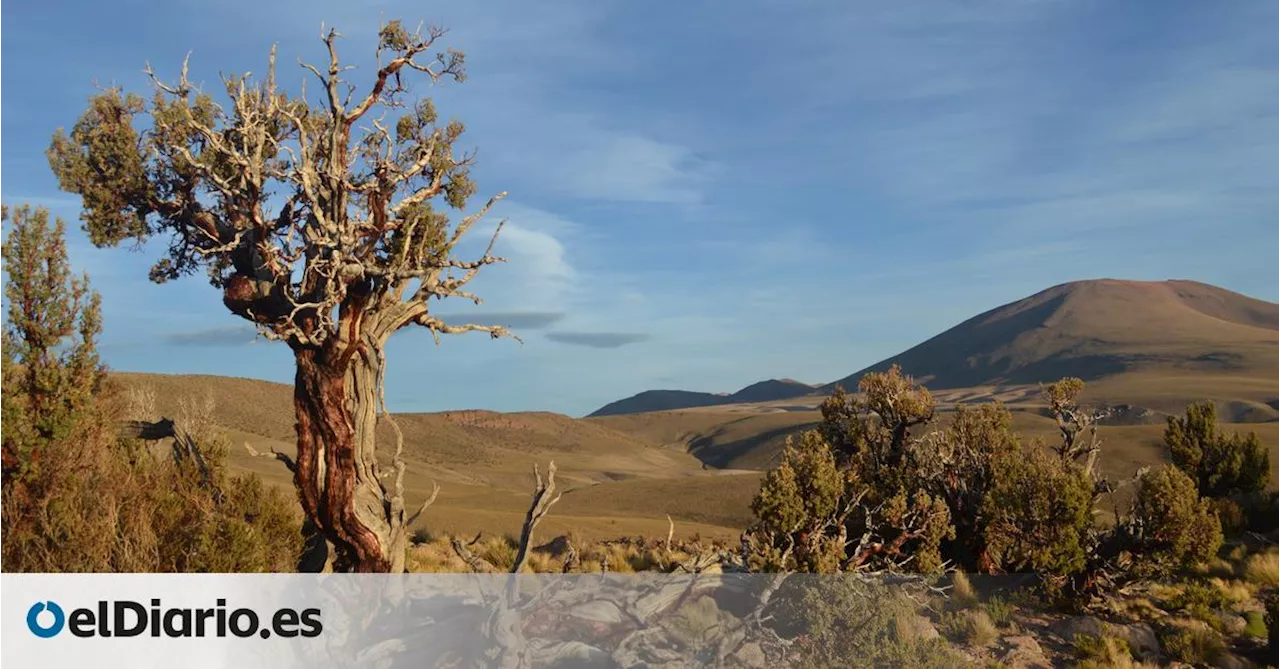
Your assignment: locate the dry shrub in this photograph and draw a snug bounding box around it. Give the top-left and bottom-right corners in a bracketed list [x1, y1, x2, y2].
[665, 596, 723, 647]
[477, 535, 518, 571]
[1206, 556, 1237, 579]
[1160, 625, 1226, 666]
[940, 609, 998, 647]
[522, 551, 558, 574]
[3, 385, 301, 573]
[571, 536, 699, 574]
[965, 610, 999, 647]
[177, 389, 218, 443]
[125, 384, 158, 422]
[406, 536, 469, 572]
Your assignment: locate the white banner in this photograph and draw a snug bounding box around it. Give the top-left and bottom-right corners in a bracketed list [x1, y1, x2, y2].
[3, 572, 962, 667]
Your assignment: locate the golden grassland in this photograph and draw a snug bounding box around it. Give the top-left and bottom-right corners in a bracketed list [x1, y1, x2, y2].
[113, 368, 1278, 545]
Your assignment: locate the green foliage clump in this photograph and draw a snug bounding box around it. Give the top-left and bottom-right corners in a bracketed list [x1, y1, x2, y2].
[1169, 581, 1231, 613]
[930, 403, 1022, 562]
[746, 367, 954, 574]
[1, 204, 103, 484]
[748, 431, 853, 572]
[1205, 497, 1248, 535]
[1165, 401, 1269, 499]
[982, 447, 1095, 577]
[748, 368, 1128, 597]
[1244, 492, 1280, 534]
[1124, 466, 1223, 578]
[1242, 610, 1267, 640]
[1, 204, 301, 573]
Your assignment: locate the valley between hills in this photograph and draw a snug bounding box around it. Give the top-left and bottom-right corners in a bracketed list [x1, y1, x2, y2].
[115, 278, 1279, 542]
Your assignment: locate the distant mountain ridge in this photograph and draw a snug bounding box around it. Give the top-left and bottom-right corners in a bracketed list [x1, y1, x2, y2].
[588, 279, 1279, 417]
[587, 379, 818, 417]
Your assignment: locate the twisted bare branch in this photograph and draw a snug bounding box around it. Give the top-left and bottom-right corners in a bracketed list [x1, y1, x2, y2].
[511, 462, 562, 574]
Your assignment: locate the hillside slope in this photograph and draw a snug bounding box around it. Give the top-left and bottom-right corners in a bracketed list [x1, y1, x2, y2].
[109, 372, 747, 541]
[825, 279, 1277, 392]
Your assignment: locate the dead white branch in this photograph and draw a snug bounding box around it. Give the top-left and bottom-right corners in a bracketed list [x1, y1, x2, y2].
[510, 462, 562, 574]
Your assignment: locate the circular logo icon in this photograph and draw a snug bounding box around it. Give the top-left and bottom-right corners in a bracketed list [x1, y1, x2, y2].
[27, 601, 65, 638]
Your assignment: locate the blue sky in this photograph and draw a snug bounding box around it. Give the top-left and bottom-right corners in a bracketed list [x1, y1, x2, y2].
[2, 1, 1276, 417]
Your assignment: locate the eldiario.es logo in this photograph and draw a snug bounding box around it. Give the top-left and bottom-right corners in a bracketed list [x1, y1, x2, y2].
[26, 599, 321, 639]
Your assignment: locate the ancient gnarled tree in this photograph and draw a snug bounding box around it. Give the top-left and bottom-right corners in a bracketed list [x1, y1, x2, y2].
[48, 21, 512, 572]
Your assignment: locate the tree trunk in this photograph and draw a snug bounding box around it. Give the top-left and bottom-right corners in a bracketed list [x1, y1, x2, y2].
[293, 342, 407, 572]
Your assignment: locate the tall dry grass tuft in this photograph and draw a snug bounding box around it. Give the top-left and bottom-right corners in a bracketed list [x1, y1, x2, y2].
[949, 571, 979, 609]
[1242, 551, 1279, 588]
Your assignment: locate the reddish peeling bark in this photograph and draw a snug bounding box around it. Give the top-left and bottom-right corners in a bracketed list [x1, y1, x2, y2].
[293, 345, 390, 572]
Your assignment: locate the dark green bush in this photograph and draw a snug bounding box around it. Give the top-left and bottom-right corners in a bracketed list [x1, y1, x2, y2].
[1124, 466, 1223, 578]
[747, 430, 854, 573]
[746, 397, 953, 574]
[1165, 402, 1269, 499]
[1243, 491, 1280, 534]
[981, 447, 1094, 578]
